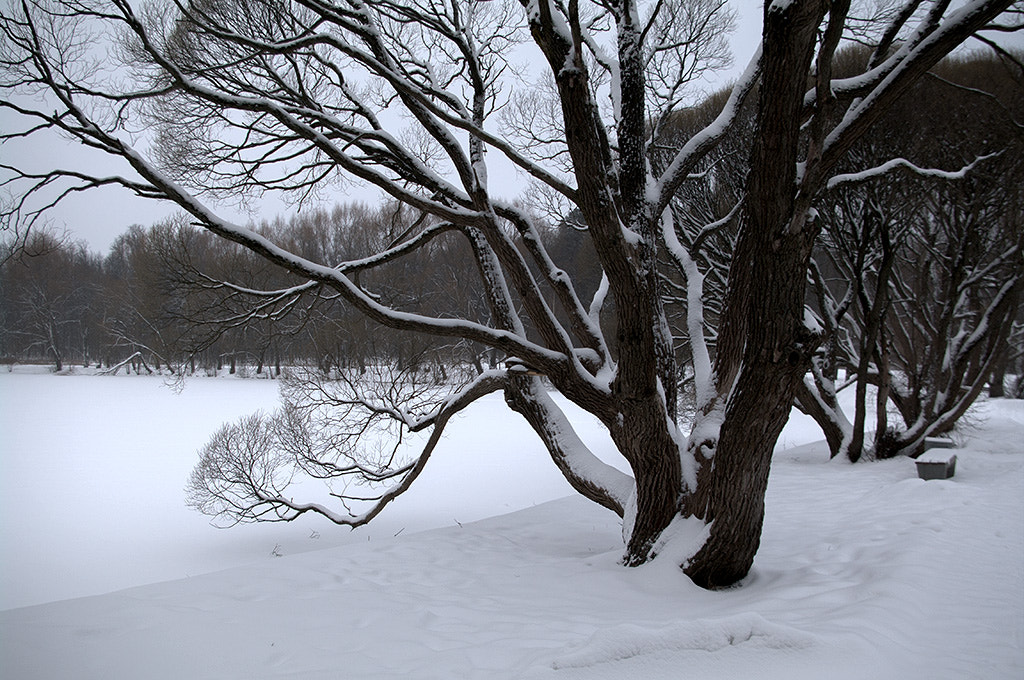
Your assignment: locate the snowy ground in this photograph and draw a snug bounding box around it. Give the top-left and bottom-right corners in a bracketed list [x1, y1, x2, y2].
[0, 367, 599, 610]
[1, 368, 1022, 679]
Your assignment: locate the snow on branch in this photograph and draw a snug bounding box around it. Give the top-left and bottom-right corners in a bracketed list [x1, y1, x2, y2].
[650, 44, 761, 216]
[813, 0, 1014, 189]
[98, 351, 154, 376]
[826, 153, 999, 190]
[505, 376, 634, 516]
[658, 208, 713, 412]
[1, 0, 587, 378]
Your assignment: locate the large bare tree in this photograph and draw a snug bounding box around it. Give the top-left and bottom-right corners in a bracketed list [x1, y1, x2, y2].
[1, 0, 1015, 588]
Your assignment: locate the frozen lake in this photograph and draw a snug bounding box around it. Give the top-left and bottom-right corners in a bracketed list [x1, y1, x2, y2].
[0, 368, 600, 610]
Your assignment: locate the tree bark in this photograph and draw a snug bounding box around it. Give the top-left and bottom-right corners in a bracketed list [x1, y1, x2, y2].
[684, 0, 826, 589]
[989, 351, 1009, 398]
[794, 374, 847, 458]
[615, 395, 684, 564]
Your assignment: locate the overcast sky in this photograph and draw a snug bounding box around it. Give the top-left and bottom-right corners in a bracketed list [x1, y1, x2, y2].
[4, 1, 1014, 254]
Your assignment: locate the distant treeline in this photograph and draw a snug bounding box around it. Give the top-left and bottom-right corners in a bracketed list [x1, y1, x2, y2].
[0, 201, 600, 376]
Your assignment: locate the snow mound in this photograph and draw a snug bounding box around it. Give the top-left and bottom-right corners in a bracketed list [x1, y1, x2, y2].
[552, 613, 817, 669]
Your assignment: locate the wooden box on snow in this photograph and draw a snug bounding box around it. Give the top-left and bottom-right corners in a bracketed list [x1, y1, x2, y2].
[916, 451, 957, 480]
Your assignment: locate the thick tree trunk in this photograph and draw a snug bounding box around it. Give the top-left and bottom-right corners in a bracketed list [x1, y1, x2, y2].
[616, 397, 684, 564]
[684, 219, 821, 587]
[683, 0, 825, 589]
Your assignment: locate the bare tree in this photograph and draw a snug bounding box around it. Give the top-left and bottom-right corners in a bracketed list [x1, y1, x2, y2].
[799, 50, 1024, 460]
[0, 230, 99, 369]
[882, 171, 1022, 454]
[1, 0, 1015, 588]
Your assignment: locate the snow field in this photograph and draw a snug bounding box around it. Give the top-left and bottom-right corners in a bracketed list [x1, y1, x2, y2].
[0, 369, 606, 610]
[0, 370, 1022, 679]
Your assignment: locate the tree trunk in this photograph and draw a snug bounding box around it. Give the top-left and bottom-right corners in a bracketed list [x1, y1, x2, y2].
[849, 366, 870, 462]
[617, 398, 684, 564]
[989, 350, 1009, 398]
[685, 223, 821, 587]
[683, 0, 825, 589]
[794, 374, 847, 458]
[873, 329, 893, 456]
[47, 325, 63, 371]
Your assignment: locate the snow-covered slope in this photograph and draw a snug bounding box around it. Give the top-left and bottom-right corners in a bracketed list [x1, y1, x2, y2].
[1, 373, 1021, 679]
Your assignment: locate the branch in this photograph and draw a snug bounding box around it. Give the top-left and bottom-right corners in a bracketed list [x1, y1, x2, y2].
[808, 0, 1016, 194]
[826, 153, 1000, 190]
[188, 368, 508, 528]
[650, 44, 761, 217]
[505, 374, 633, 516]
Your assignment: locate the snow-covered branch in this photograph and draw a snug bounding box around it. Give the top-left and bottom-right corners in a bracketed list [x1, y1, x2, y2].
[650, 44, 761, 217]
[826, 153, 999, 189]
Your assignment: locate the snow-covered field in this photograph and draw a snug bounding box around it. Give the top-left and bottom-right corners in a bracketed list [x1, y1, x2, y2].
[0, 367, 596, 610]
[1, 368, 1022, 679]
